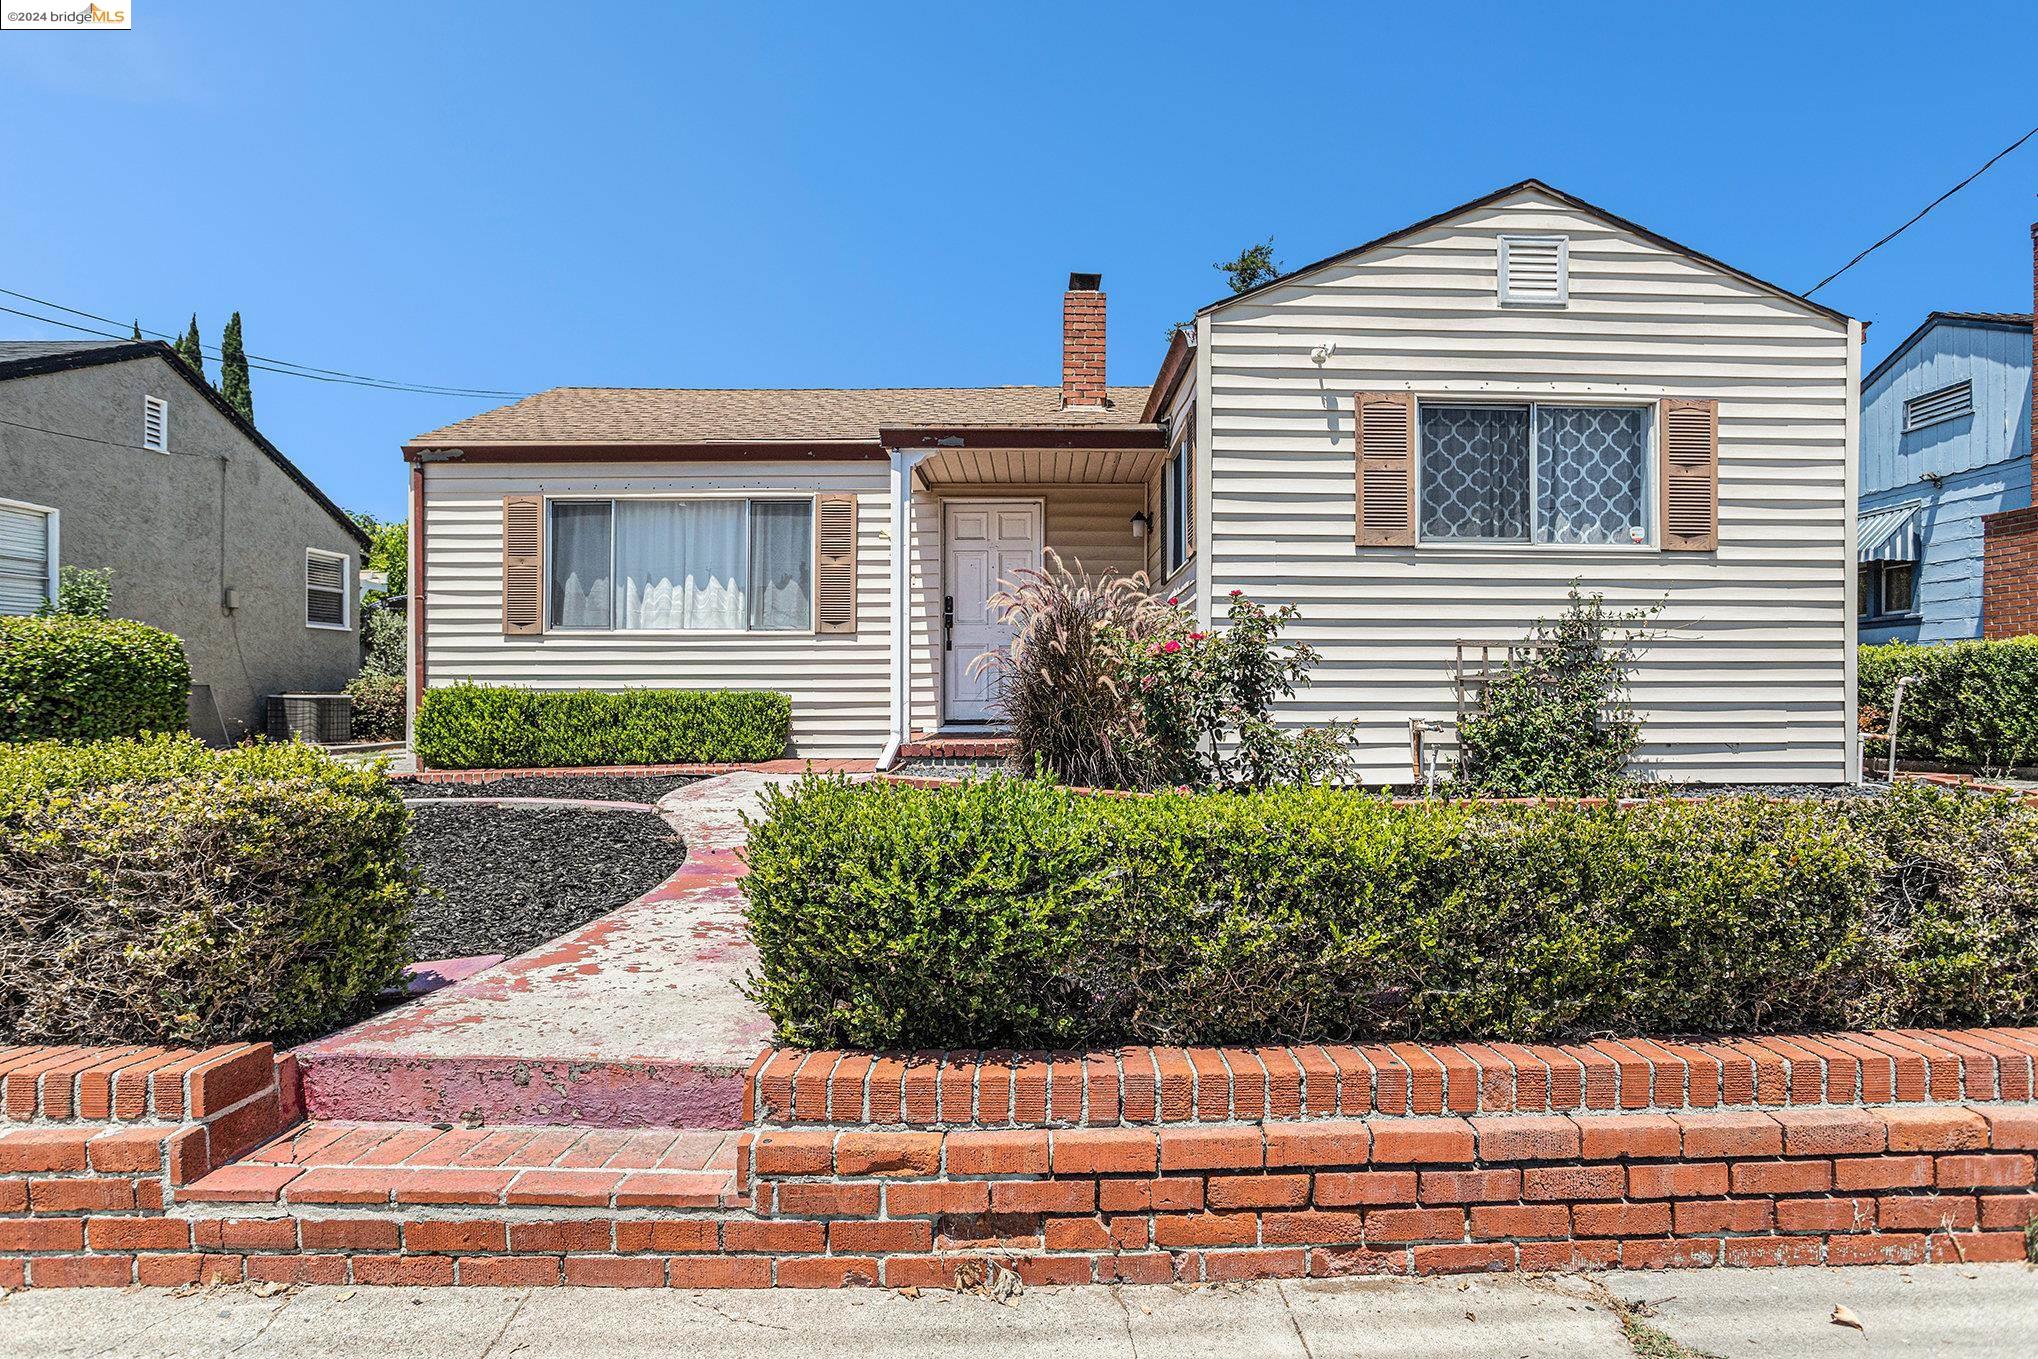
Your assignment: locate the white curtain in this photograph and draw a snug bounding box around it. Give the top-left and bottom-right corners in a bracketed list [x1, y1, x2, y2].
[748, 500, 812, 630]
[617, 500, 747, 630]
[549, 502, 613, 629]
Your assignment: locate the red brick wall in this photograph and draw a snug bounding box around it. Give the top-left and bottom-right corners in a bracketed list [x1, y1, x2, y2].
[1062, 288, 1107, 408]
[1982, 505, 2038, 638]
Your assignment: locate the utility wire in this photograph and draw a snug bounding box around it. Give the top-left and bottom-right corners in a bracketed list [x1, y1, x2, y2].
[1806, 125, 2038, 297]
[0, 288, 528, 398]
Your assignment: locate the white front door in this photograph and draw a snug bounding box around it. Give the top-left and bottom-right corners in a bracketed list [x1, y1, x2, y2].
[944, 500, 1043, 724]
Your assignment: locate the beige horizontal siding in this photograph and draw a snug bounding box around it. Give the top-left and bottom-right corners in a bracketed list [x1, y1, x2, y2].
[419, 458, 891, 758]
[1204, 186, 1855, 784]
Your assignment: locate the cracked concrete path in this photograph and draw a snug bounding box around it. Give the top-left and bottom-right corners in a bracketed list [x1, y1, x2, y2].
[7, 1267, 2031, 1359]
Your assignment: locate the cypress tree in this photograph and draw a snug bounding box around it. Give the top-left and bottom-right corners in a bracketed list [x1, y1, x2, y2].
[219, 311, 253, 423]
[130, 320, 141, 340]
[174, 315, 205, 380]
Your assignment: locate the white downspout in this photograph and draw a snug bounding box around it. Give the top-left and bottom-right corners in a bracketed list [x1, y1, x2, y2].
[877, 448, 931, 771]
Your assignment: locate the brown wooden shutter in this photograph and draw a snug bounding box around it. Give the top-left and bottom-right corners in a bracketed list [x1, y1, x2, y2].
[1659, 398, 1720, 552]
[501, 495, 543, 635]
[1354, 392, 1416, 546]
[1183, 427, 1196, 559]
[815, 493, 858, 634]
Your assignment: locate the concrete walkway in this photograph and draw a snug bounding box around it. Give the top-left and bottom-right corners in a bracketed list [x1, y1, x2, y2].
[3, 1267, 2031, 1358]
[294, 772, 800, 1129]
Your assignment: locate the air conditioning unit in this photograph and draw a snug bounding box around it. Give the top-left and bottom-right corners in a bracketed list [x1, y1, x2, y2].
[266, 692, 354, 745]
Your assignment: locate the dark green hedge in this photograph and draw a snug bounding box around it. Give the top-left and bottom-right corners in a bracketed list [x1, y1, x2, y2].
[0, 735, 417, 1045]
[345, 672, 405, 742]
[742, 777, 2038, 1048]
[0, 615, 189, 742]
[413, 683, 790, 769]
[1860, 638, 2038, 771]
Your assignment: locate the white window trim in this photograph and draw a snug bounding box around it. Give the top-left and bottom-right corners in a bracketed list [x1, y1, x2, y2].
[541, 493, 820, 637]
[305, 547, 352, 630]
[141, 395, 169, 453]
[1413, 397, 1657, 551]
[1902, 379, 1973, 434]
[1497, 234, 1570, 308]
[0, 496, 59, 614]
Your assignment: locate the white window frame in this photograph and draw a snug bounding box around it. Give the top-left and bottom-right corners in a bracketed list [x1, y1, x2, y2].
[1497, 234, 1569, 307]
[1902, 379, 1973, 434]
[141, 395, 169, 453]
[305, 547, 352, 631]
[1163, 422, 1193, 576]
[1860, 559, 1920, 621]
[542, 493, 819, 637]
[0, 496, 59, 615]
[1414, 398, 1657, 551]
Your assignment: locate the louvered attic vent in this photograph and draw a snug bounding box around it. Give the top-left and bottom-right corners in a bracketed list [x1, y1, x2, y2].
[1903, 380, 1973, 433]
[1498, 235, 1568, 306]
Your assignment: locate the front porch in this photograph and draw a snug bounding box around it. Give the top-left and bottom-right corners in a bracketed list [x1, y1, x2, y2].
[887, 438, 1168, 758]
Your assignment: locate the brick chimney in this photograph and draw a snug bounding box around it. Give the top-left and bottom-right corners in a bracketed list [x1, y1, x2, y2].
[1062, 272, 1106, 408]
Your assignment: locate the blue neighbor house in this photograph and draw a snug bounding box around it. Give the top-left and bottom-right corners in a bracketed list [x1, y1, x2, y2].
[1858, 310, 2033, 643]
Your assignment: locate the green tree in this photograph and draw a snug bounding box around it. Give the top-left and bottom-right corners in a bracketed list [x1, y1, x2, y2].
[218, 312, 253, 422]
[1215, 238, 1282, 294]
[347, 512, 408, 601]
[130, 320, 142, 341]
[174, 315, 205, 380]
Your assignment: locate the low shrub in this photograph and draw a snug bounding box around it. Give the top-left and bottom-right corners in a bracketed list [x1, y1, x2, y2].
[0, 734, 417, 1045]
[1860, 638, 2038, 771]
[360, 604, 406, 677]
[345, 672, 406, 741]
[414, 683, 790, 769]
[742, 776, 2038, 1048]
[33, 564, 113, 618]
[0, 615, 189, 742]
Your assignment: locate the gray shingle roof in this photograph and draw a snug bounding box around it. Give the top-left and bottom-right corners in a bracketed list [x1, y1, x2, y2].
[409, 385, 1157, 447]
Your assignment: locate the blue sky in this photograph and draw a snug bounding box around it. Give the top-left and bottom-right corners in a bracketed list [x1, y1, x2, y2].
[2, 2, 2035, 521]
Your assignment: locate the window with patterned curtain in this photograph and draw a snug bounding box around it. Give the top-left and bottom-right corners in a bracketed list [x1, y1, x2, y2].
[1417, 403, 1650, 546]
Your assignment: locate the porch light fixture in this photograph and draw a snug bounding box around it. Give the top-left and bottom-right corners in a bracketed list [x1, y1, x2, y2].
[1129, 510, 1152, 540]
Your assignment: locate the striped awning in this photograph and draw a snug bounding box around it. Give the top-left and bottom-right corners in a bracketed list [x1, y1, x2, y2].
[1859, 501, 1924, 563]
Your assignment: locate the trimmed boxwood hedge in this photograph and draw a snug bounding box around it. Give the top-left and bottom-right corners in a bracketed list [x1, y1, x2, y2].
[413, 684, 790, 769]
[0, 615, 189, 742]
[1860, 638, 2038, 771]
[0, 735, 417, 1045]
[742, 777, 2038, 1049]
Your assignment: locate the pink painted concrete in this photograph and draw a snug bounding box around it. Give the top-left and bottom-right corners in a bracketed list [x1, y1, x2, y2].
[297, 772, 804, 1130]
[403, 955, 507, 996]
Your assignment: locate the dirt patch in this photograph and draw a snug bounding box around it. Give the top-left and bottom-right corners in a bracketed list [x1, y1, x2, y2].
[400, 773, 701, 805]
[403, 802, 685, 961]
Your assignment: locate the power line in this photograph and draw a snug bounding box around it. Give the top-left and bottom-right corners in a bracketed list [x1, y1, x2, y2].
[1805, 125, 2038, 297]
[0, 288, 529, 399]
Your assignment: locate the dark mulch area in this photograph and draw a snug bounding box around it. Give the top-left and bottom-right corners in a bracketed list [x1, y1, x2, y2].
[401, 773, 701, 805]
[402, 802, 686, 962]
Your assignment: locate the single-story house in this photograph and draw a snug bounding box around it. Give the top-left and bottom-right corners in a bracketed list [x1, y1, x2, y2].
[0, 339, 369, 740]
[405, 180, 1863, 784]
[1857, 309, 2032, 643]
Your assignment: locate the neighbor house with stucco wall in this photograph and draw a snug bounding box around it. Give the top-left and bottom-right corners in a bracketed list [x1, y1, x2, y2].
[0, 339, 369, 740]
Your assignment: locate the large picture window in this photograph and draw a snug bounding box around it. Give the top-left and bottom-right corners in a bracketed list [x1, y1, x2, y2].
[1418, 402, 1651, 547]
[547, 498, 814, 632]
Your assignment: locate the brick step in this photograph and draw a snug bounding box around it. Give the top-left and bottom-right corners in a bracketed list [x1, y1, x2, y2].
[294, 1052, 752, 1130]
[180, 1122, 743, 1211]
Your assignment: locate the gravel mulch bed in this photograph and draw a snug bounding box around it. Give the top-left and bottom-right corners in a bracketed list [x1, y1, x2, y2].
[403, 802, 686, 962]
[400, 773, 701, 805]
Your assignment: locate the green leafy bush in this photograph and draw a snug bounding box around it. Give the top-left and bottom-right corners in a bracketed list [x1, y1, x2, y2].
[345, 672, 406, 741]
[1455, 590, 1652, 796]
[0, 734, 416, 1045]
[742, 776, 2038, 1048]
[0, 615, 189, 742]
[360, 604, 406, 678]
[33, 564, 113, 618]
[414, 683, 790, 769]
[1860, 638, 2038, 771]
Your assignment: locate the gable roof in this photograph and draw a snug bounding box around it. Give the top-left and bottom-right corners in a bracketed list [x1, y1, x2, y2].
[407, 384, 1157, 452]
[1194, 178, 1853, 328]
[0, 339, 370, 548]
[1864, 310, 2034, 390]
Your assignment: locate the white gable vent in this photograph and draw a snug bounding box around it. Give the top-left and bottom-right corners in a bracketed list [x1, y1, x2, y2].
[1498, 235, 1568, 306]
[141, 395, 168, 452]
[1903, 379, 1973, 433]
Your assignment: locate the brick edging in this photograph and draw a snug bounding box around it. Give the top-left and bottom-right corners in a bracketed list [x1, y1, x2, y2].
[752, 1030, 2038, 1128]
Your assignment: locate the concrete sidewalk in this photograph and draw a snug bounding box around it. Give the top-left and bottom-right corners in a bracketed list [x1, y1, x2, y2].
[2, 1266, 2031, 1359]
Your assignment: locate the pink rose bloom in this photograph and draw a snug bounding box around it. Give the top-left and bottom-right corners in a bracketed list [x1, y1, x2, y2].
[1230, 589, 1243, 597]
[1190, 631, 1206, 641]
[1162, 640, 1182, 654]
[1166, 595, 1179, 605]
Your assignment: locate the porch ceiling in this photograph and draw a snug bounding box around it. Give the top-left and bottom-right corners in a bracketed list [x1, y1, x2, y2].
[914, 443, 1163, 487]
